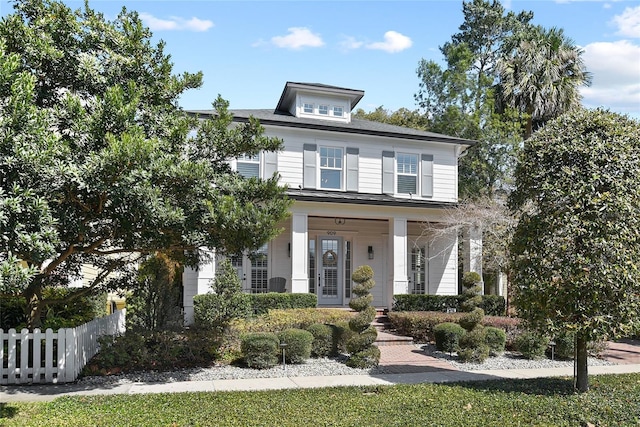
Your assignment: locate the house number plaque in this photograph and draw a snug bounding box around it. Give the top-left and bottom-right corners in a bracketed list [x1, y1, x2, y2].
[327, 230, 336, 235]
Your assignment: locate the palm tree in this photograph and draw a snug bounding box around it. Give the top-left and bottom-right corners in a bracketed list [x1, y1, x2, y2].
[496, 26, 592, 138]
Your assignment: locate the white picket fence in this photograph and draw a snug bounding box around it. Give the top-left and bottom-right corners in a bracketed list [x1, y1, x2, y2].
[0, 309, 126, 385]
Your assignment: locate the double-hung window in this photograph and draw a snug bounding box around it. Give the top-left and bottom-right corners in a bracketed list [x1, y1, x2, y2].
[318, 105, 329, 115]
[397, 153, 418, 194]
[303, 103, 314, 114]
[333, 106, 343, 117]
[320, 146, 343, 190]
[237, 154, 260, 178]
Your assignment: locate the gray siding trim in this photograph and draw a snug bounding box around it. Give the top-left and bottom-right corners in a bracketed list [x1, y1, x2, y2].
[421, 154, 433, 197]
[382, 151, 395, 194]
[346, 147, 359, 192]
[303, 144, 317, 189]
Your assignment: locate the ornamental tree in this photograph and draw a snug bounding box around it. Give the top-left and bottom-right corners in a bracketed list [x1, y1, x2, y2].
[0, 0, 290, 329]
[509, 108, 640, 392]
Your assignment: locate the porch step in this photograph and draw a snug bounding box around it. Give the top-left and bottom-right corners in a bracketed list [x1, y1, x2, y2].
[374, 330, 414, 346]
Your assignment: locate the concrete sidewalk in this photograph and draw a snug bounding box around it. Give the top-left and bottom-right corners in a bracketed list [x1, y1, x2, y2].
[3, 363, 640, 403]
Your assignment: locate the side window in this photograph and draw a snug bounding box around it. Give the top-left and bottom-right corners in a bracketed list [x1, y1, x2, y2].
[319, 146, 343, 190]
[237, 154, 260, 178]
[397, 153, 418, 194]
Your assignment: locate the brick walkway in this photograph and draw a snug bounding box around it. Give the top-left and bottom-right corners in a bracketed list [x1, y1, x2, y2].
[375, 338, 640, 374]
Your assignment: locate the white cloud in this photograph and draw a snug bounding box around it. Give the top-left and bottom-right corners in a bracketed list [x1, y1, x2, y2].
[339, 36, 364, 51]
[612, 5, 640, 38]
[139, 12, 213, 32]
[269, 27, 324, 50]
[366, 31, 413, 53]
[581, 40, 640, 116]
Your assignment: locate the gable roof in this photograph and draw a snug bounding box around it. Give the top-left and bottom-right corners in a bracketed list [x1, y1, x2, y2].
[187, 108, 477, 147]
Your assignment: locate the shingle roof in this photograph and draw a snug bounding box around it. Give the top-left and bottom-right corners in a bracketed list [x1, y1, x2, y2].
[286, 188, 455, 208]
[187, 109, 477, 146]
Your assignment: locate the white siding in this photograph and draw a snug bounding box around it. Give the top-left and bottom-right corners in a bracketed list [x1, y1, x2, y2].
[428, 230, 458, 295]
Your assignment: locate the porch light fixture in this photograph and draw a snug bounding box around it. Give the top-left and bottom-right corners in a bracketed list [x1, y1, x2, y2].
[368, 246, 374, 260]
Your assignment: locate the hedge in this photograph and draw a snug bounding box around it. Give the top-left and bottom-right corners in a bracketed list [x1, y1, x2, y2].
[392, 294, 505, 316]
[249, 293, 318, 315]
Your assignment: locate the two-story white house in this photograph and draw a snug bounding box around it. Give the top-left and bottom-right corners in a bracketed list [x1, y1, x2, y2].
[182, 82, 477, 324]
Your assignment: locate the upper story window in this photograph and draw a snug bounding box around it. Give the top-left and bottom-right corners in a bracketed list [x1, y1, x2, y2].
[237, 154, 260, 178]
[319, 146, 343, 189]
[333, 106, 343, 117]
[318, 105, 329, 115]
[397, 153, 418, 194]
[303, 103, 314, 114]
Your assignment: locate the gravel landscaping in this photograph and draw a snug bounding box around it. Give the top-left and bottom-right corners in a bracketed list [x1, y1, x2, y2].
[77, 344, 614, 386]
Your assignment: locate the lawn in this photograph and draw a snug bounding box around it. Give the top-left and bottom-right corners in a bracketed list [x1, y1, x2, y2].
[2, 374, 639, 426]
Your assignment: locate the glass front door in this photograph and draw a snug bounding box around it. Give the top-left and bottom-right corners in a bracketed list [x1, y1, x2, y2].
[317, 237, 343, 305]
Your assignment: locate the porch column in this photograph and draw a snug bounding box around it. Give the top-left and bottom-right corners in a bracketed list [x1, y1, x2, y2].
[463, 225, 483, 292]
[183, 248, 215, 325]
[291, 213, 309, 293]
[390, 217, 409, 295]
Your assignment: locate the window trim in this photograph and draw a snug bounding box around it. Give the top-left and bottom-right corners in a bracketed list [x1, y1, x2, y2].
[319, 145, 344, 190]
[236, 153, 260, 179]
[396, 152, 418, 195]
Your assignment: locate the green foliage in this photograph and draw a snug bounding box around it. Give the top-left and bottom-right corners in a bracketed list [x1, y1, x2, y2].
[458, 327, 490, 363]
[7, 374, 640, 426]
[434, 322, 465, 354]
[462, 272, 482, 288]
[515, 331, 549, 360]
[193, 259, 252, 332]
[345, 265, 379, 368]
[127, 252, 183, 332]
[329, 321, 357, 355]
[249, 293, 317, 316]
[278, 328, 313, 364]
[393, 294, 505, 316]
[459, 308, 485, 332]
[240, 332, 279, 369]
[388, 311, 464, 343]
[305, 323, 334, 358]
[231, 308, 354, 336]
[345, 346, 381, 369]
[551, 330, 575, 360]
[484, 327, 507, 355]
[0, 0, 290, 329]
[85, 330, 221, 375]
[510, 108, 640, 389]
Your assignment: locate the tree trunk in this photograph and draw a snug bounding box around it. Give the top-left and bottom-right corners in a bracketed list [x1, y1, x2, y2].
[24, 283, 44, 330]
[575, 332, 589, 392]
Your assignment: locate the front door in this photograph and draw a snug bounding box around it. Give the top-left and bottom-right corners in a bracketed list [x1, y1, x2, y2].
[317, 237, 343, 305]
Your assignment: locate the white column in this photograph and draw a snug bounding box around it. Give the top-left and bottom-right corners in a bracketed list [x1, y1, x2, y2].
[291, 213, 309, 294]
[183, 248, 215, 325]
[390, 217, 409, 295]
[463, 225, 483, 277]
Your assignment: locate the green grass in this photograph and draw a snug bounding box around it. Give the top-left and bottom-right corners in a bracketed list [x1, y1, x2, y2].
[2, 374, 640, 426]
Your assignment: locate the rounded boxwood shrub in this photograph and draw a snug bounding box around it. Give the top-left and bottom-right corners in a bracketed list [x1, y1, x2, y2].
[278, 328, 314, 364]
[330, 321, 356, 354]
[345, 346, 381, 369]
[459, 308, 485, 332]
[345, 326, 378, 355]
[484, 327, 506, 356]
[515, 331, 549, 360]
[434, 322, 465, 354]
[457, 327, 489, 363]
[306, 323, 334, 357]
[241, 332, 279, 369]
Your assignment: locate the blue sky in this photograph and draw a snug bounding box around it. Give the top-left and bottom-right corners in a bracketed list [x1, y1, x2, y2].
[2, 0, 639, 119]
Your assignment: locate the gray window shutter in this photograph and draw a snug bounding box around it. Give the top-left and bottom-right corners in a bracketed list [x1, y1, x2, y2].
[382, 151, 395, 194]
[421, 154, 433, 197]
[346, 147, 359, 192]
[263, 151, 278, 179]
[303, 144, 317, 189]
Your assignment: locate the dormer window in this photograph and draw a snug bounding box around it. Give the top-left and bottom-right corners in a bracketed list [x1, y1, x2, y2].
[303, 103, 314, 114]
[318, 105, 329, 115]
[333, 106, 343, 117]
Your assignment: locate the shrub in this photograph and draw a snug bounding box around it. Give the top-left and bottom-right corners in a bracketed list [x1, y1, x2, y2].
[551, 330, 575, 360]
[330, 321, 356, 354]
[249, 293, 317, 316]
[346, 265, 379, 368]
[241, 332, 280, 369]
[434, 322, 465, 354]
[231, 308, 354, 335]
[387, 311, 463, 343]
[278, 328, 313, 364]
[345, 346, 381, 369]
[457, 327, 489, 363]
[484, 327, 506, 355]
[459, 308, 485, 332]
[392, 294, 505, 316]
[194, 259, 252, 332]
[306, 323, 334, 357]
[481, 316, 522, 349]
[461, 272, 483, 312]
[515, 331, 549, 360]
